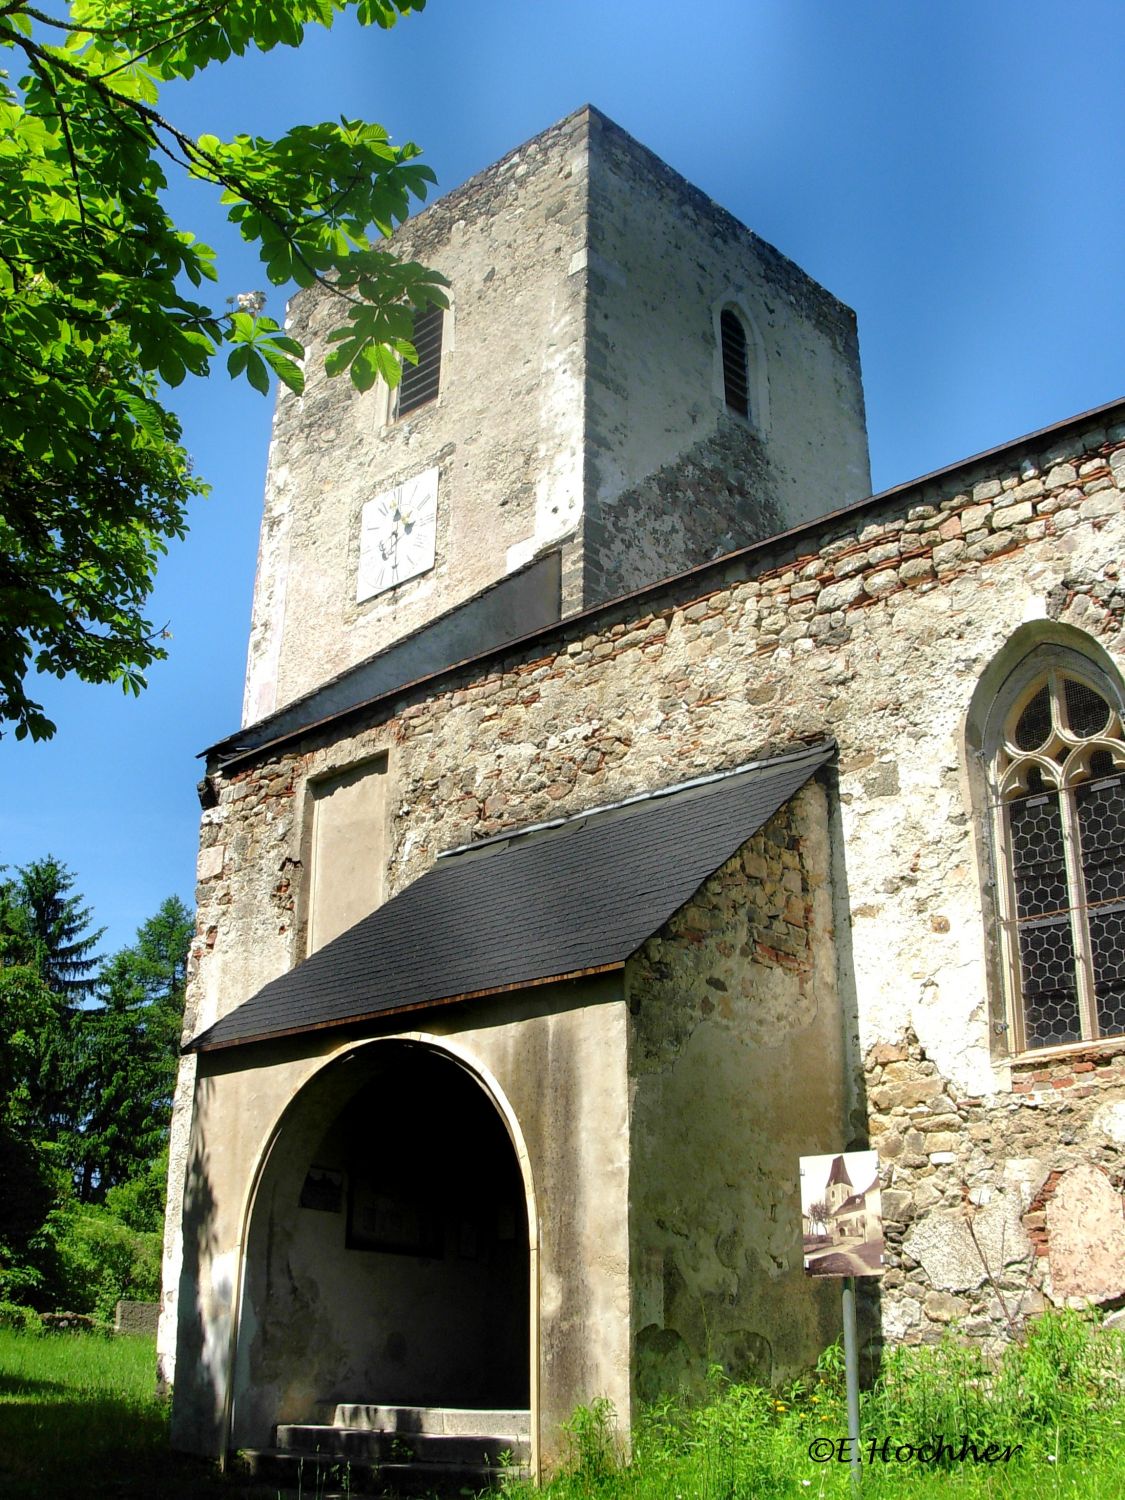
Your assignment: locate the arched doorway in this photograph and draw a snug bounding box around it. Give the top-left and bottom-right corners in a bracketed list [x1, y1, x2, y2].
[230, 1041, 532, 1448]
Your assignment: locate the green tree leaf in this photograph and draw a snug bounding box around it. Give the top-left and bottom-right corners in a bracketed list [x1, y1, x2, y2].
[244, 347, 270, 395]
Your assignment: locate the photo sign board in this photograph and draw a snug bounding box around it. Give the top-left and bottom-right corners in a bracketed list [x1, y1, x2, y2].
[799, 1149, 884, 1278]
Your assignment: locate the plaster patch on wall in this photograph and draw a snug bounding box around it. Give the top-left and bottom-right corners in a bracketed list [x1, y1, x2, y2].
[1045, 1164, 1125, 1304]
[1002, 1157, 1050, 1211]
[1091, 1099, 1125, 1148]
[912, 969, 996, 1100]
[511, 294, 584, 572]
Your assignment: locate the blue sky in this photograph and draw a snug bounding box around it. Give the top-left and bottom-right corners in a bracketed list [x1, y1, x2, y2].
[2, 0, 1123, 957]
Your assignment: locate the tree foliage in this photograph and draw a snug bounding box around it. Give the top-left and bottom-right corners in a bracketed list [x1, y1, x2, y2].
[0, 958, 59, 1290]
[4, 855, 103, 999]
[0, 860, 97, 1303]
[76, 895, 191, 1198]
[0, 869, 189, 1315]
[0, 1, 447, 739]
[0, 857, 103, 1151]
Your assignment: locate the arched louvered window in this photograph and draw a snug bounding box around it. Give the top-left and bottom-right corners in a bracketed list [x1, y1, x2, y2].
[720, 308, 750, 419]
[396, 306, 443, 417]
[991, 662, 1125, 1050]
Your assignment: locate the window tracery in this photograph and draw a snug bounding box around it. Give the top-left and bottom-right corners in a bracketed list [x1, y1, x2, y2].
[992, 663, 1125, 1050]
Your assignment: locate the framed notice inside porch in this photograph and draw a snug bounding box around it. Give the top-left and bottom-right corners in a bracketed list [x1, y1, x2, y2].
[800, 1150, 884, 1277]
[347, 1174, 443, 1257]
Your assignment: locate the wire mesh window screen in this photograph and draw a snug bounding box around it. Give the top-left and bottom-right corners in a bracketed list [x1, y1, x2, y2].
[1014, 685, 1051, 751]
[1089, 907, 1125, 1036]
[1017, 917, 1082, 1046]
[997, 667, 1125, 1050]
[1009, 791, 1068, 918]
[1076, 777, 1125, 905]
[1065, 679, 1111, 738]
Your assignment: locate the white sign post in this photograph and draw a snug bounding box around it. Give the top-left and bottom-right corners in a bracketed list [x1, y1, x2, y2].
[800, 1150, 884, 1488]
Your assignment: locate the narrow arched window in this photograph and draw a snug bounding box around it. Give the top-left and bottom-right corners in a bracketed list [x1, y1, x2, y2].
[990, 662, 1125, 1050]
[396, 305, 443, 417]
[720, 308, 750, 419]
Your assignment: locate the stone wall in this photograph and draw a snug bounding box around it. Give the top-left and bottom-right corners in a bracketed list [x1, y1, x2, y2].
[163, 401, 1125, 1410]
[115, 1300, 160, 1337]
[581, 109, 870, 605]
[243, 108, 591, 721]
[870, 1031, 1125, 1349]
[627, 779, 848, 1400]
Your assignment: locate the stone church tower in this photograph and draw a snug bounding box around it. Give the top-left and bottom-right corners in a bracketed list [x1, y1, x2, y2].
[242, 105, 870, 724]
[160, 102, 1125, 1490]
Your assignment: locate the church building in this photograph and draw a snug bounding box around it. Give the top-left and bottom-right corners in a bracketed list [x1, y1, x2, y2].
[159, 107, 1125, 1485]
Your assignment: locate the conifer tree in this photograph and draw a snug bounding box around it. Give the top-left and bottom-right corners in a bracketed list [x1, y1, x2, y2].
[0, 858, 103, 1149]
[11, 857, 103, 998]
[0, 877, 66, 1302]
[76, 896, 191, 1199]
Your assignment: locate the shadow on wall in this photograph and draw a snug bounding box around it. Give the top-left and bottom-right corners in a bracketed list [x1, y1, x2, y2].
[170, 1069, 225, 1451]
[825, 763, 883, 1381]
[626, 770, 876, 1402]
[584, 417, 785, 607]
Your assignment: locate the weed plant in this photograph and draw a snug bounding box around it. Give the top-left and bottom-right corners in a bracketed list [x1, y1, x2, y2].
[501, 1310, 1125, 1500]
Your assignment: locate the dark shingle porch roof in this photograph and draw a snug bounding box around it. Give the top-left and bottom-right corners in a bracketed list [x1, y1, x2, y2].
[188, 742, 833, 1052]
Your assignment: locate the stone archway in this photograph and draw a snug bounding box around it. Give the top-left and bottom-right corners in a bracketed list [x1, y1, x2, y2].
[229, 1039, 533, 1450]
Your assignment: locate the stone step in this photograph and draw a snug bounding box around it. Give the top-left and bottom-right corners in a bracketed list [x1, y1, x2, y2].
[276, 1423, 530, 1465]
[243, 1445, 526, 1497]
[332, 1403, 531, 1439]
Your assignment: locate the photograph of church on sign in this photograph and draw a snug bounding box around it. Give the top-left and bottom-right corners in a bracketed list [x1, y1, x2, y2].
[156, 105, 1125, 1486]
[800, 1151, 884, 1278]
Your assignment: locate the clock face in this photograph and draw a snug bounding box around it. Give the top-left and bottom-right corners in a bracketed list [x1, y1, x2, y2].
[356, 467, 439, 603]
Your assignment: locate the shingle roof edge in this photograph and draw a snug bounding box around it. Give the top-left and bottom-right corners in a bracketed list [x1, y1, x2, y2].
[186, 742, 834, 1054]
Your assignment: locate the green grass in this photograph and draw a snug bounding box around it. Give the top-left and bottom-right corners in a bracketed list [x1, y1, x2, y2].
[0, 1327, 267, 1499]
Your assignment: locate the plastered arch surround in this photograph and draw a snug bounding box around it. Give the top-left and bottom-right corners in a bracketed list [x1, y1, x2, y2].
[223, 1031, 541, 1478]
[711, 290, 770, 434]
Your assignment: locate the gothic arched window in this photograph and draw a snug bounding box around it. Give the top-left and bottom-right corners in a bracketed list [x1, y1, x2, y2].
[719, 307, 750, 419]
[990, 657, 1125, 1051]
